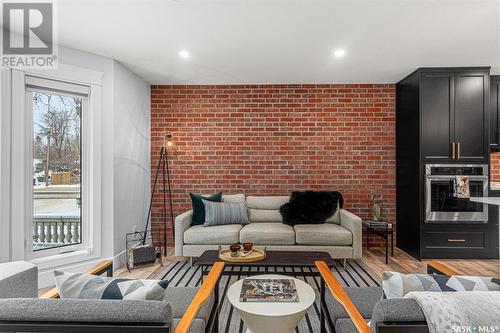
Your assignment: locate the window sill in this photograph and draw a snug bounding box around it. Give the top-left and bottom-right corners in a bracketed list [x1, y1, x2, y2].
[30, 247, 100, 271]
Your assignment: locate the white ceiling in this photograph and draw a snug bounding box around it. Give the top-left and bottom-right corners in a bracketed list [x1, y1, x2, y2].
[56, 0, 500, 84]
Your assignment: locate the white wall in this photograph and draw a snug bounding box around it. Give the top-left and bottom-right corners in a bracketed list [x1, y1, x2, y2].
[0, 46, 150, 286]
[112, 61, 151, 265]
[0, 69, 12, 263]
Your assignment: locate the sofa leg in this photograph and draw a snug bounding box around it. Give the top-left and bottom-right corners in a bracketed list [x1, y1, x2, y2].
[190, 257, 193, 267]
[343, 259, 346, 269]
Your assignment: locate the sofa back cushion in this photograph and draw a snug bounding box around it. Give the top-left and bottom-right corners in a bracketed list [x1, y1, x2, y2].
[248, 209, 284, 223]
[325, 209, 340, 224]
[246, 196, 290, 223]
[222, 193, 246, 203]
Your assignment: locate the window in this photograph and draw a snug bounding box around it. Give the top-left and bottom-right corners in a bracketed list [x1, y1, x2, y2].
[26, 76, 89, 253]
[6, 66, 102, 270]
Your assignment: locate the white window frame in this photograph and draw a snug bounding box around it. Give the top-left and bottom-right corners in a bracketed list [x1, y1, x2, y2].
[9, 65, 103, 269]
[26, 82, 88, 259]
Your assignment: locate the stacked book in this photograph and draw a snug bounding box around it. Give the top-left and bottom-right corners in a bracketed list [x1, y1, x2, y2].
[363, 220, 392, 228]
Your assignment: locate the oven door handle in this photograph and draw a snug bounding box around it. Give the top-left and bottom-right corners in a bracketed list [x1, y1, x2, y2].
[425, 175, 488, 181]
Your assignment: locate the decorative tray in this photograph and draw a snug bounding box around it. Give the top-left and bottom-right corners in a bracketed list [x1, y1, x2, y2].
[218, 248, 266, 263]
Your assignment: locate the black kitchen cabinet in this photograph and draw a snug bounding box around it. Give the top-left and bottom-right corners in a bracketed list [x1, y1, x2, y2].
[490, 75, 500, 148]
[454, 72, 489, 160]
[396, 67, 497, 260]
[420, 69, 489, 161]
[421, 73, 453, 160]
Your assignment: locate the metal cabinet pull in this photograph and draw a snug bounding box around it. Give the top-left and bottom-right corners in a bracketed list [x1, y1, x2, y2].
[452, 142, 455, 159]
[457, 142, 461, 159]
[447, 238, 466, 242]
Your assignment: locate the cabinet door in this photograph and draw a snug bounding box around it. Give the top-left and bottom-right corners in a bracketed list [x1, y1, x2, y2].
[421, 73, 454, 160]
[454, 73, 488, 161]
[491, 78, 500, 147]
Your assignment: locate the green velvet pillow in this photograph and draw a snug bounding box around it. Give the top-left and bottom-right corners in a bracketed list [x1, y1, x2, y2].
[190, 192, 222, 225]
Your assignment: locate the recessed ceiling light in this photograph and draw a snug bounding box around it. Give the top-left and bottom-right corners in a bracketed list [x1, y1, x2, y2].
[333, 49, 345, 58]
[178, 50, 190, 59]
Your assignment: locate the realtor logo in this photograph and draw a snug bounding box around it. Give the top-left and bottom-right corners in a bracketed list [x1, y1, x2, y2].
[1, 1, 57, 68]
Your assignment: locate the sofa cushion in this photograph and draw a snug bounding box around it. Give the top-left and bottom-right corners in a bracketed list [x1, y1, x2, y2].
[246, 196, 289, 223]
[239, 223, 295, 245]
[246, 196, 290, 210]
[190, 192, 222, 226]
[326, 208, 340, 224]
[54, 271, 169, 301]
[326, 287, 383, 324]
[294, 224, 352, 246]
[0, 298, 171, 324]
[247, 208, 283, 223]
[335, 318, 370, 333]
[184, 224, 243, 245]
[222, 193, 246, 203]
[173, 318, 206, 333]
[202, 200, 249, 226]
[164, 287, 214, 325]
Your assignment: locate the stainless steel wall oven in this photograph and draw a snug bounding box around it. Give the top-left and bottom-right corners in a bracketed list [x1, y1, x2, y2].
[425, 164, 489, 223]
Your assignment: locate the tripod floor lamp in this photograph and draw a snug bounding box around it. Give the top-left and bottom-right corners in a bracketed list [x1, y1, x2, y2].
[143, 133, 175, 256]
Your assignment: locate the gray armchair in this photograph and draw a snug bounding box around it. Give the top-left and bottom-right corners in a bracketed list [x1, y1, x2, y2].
[314, 260, 463, 333]
[0, 260, 224, 333]
[315, 260, 486, 333]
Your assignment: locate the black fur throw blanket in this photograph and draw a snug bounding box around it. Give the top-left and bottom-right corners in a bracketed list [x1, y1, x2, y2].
[280, 191, 344, 226]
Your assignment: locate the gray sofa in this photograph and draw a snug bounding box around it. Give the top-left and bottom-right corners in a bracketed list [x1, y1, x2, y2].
[0, 261, 214, 333]
[175, 194, 363, 259]
[326, 287, 428, 333]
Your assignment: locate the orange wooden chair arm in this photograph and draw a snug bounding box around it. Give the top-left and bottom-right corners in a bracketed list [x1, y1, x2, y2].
[316, 261, 371, 333]
[40, 259, 113, 299]
[175, 261, 224, 333]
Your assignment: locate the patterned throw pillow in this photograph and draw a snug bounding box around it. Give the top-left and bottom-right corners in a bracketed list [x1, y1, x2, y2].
[202, 199, 249, 226]
[382, 271, 500, 299]
[190, 192, 223, 225]
[54, 271, 169, 300]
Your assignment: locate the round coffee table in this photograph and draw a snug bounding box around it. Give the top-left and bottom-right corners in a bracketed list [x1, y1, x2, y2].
[227, 274, 316, 333]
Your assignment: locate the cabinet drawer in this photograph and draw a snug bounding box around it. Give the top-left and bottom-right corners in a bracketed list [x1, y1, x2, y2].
[423, 231, 485, 249]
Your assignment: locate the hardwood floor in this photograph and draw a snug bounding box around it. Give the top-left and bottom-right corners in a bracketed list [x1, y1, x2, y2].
[114, 247, 178, 279]
[433, 258, 499, 278]
[362, 248, 427, 277]
[362, 248, 500, 278]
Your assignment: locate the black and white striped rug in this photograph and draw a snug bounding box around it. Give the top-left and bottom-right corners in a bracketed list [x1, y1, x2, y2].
[155, 259, 380, 333]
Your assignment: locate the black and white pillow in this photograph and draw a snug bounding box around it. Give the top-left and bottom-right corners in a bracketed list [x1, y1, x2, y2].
[202, 199, 249, 226]
[382, 271, 500, 299]
[54, 271, 169, 300]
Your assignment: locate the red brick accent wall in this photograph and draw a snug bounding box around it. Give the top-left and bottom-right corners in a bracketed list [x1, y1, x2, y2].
[151, 84, 396, 248]
[491, 152, 500, 182]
